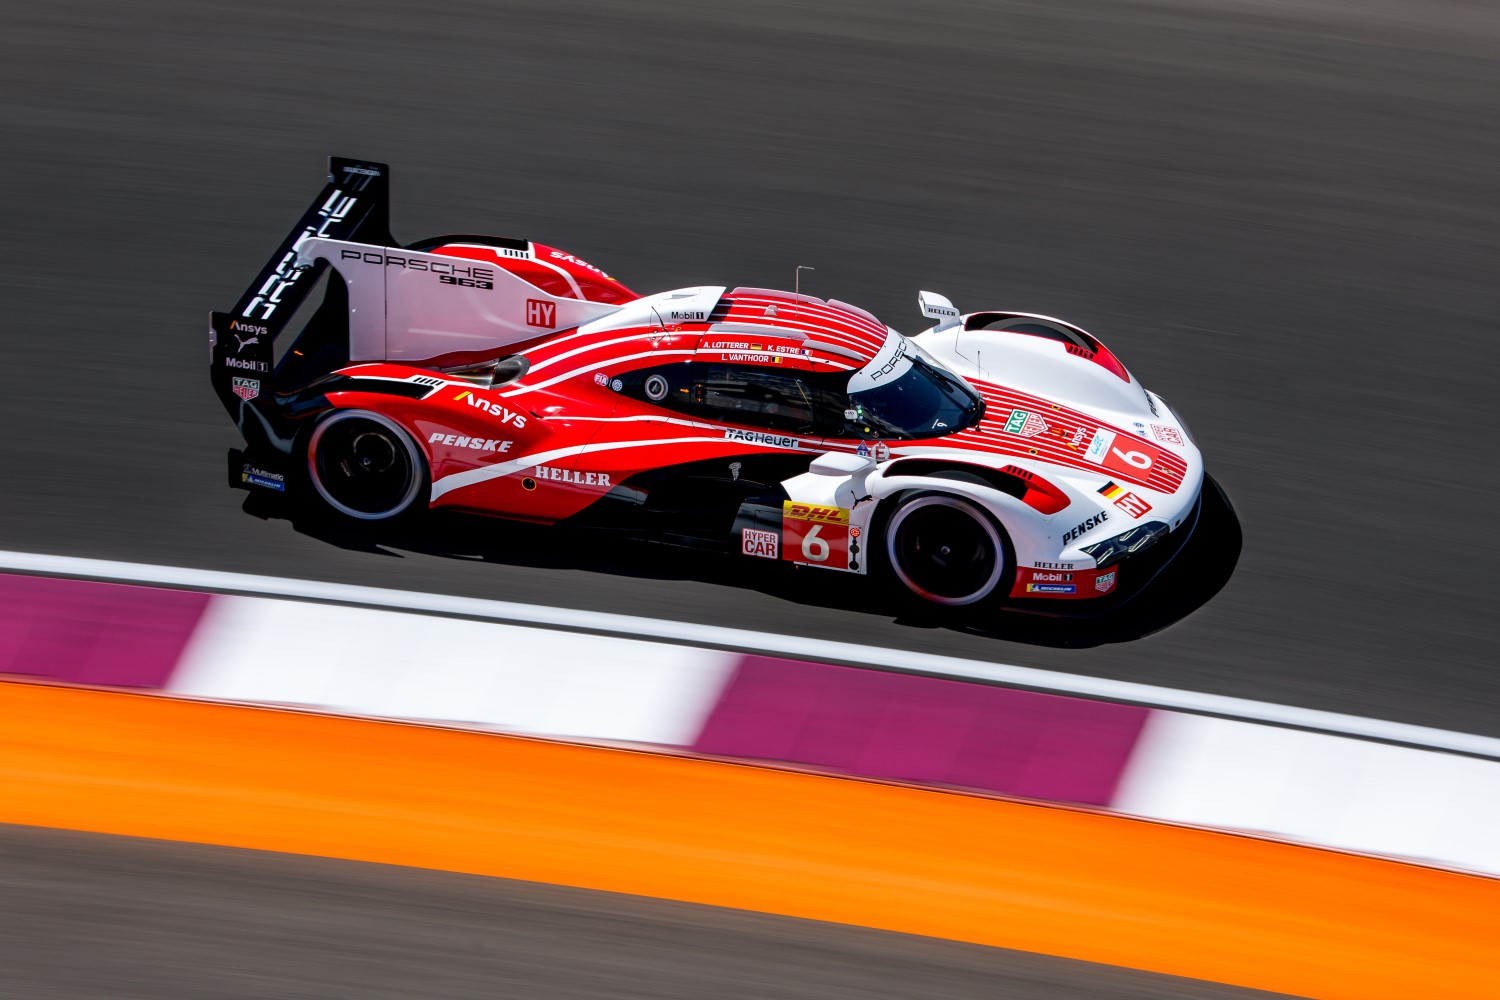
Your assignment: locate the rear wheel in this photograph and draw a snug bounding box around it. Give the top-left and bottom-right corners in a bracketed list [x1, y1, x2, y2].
[306, 410, 426, 521]
[883, 493, 1008, 607]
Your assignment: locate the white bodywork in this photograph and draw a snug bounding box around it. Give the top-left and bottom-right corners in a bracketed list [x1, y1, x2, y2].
[778, 298, 1204, 586]
[295, 237, 622, 365]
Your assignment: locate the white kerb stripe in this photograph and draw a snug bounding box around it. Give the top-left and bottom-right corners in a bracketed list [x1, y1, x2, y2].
[1114, 711, 1500, 875]
[1, 548, 1498, 759]
[172, 594, 737, 745]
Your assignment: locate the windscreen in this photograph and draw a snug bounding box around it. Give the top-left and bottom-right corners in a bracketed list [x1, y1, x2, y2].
[846, 354, 983, 439]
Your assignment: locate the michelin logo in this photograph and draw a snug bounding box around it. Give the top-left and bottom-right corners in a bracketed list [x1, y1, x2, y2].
[241, 464, 285, 492]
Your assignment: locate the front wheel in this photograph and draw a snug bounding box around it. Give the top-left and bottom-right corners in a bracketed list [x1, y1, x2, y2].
[306, 410, 427, 521]
[883, 493, 1009, 607]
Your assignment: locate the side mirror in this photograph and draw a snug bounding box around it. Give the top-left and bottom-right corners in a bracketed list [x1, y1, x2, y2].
[918, 290, 961, 331]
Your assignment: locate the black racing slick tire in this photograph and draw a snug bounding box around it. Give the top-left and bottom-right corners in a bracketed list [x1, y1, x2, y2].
[306, 410, 428, 522]
[882, 492, 1011, 607]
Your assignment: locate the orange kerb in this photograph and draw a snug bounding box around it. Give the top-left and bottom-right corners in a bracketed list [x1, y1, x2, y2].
[2, 681, 1496, 999]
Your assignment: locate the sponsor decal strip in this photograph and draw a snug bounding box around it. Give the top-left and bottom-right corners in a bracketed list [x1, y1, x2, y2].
[695, 346, 856, 371]
[522, 332, 672, 376]
[508, 350, 698, 396]
[545, 414, 718, 429]
[721, 317, 881, 358]
[964, 423, 1173, 492]
[983, 382, 1188, 482]
[729, 294, 888, 339]
[964, 383, 1187, 493]
[430, 433, 805, 501]
[723, 298, 887, 354]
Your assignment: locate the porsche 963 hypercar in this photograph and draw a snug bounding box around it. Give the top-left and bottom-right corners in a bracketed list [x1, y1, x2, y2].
[211, 158, 1204, 611]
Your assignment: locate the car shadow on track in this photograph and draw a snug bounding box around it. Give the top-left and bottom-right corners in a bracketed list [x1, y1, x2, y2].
[241, 476, 1241, 649]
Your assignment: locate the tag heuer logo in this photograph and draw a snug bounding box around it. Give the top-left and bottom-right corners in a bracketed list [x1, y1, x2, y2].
[1004, 409, 1049, 437]
[232, 377, 260, 401]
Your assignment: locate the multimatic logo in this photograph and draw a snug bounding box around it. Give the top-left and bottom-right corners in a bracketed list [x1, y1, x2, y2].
[1061, 510, 1108, 544]
[241, 464, 285, 492]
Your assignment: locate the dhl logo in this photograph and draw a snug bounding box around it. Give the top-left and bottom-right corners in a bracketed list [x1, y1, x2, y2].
[783, 501, 849, 524]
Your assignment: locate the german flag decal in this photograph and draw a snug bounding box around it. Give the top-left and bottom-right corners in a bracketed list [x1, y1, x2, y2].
[1097, 480, 1124, 499]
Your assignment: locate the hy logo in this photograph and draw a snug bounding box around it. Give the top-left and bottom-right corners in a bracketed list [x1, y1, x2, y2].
[525, 299, 556, 328]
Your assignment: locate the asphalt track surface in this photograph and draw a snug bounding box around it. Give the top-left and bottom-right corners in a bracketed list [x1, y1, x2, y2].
[0, 1, 1492, 993]
[3, 0, 1499, 733]
[0, 824, 1291, 1000]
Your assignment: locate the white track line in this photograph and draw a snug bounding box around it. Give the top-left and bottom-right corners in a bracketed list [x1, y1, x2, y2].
[4, 548, 1497, 760]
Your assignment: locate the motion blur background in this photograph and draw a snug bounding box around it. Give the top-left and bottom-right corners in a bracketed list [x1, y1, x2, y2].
[1, 1, 1497, 997]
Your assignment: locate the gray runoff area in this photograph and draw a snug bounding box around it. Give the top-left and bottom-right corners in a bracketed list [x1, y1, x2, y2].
[5, 1, 1498, 734]
[0, 826, 1295, 1000]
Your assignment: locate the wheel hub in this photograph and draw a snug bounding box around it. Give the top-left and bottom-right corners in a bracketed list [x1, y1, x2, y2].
[886, 495, 1005, 606]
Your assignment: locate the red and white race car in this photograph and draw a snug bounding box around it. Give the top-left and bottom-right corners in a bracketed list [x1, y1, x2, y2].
[212, 158, 1204, 610]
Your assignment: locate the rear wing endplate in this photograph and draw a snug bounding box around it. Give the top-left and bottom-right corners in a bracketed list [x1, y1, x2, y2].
[209, 157, 391, 425]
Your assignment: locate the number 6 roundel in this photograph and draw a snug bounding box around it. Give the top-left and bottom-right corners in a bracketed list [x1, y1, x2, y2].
[1087, 428, 1164, 482]
[782, 501, 852, 570]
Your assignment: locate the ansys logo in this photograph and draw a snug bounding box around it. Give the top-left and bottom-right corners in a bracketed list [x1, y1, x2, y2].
[227, 319, 268, 353]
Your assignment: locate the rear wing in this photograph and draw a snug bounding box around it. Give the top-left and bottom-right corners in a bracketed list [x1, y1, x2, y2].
[209, 157, 392, 422]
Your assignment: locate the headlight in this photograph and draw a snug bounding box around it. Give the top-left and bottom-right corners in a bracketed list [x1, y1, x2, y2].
[1082, 521, 1170, 569]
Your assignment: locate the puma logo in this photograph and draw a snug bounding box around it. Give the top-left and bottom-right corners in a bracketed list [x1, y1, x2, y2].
[235, 334, 260, 352]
